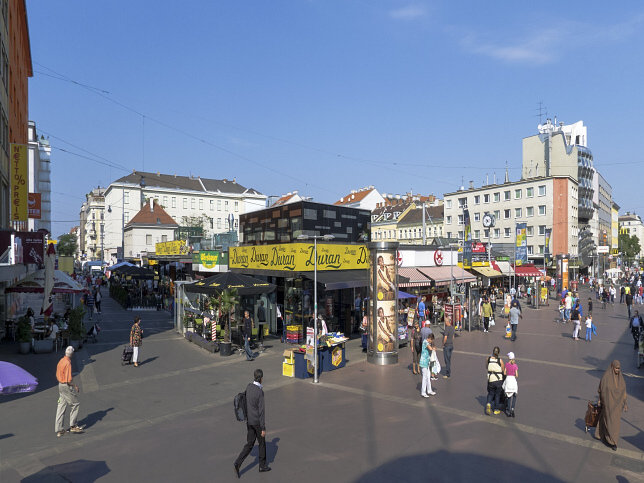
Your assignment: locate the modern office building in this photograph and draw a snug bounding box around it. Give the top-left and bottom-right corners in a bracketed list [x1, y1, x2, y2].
[103, 171, 266, 261]
[522, 119, 595, 267]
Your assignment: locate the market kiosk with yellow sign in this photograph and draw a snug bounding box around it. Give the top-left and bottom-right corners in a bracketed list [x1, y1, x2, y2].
[229, 242, 369, 366]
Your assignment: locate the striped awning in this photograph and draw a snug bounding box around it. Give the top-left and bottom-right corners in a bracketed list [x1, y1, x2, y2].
[398, 267, 433, 287]
[470, 266, 504, 278]
[416, 266, 477, 286]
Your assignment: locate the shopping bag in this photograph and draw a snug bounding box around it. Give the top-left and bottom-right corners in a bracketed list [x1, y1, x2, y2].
[489, 318, 496, 327]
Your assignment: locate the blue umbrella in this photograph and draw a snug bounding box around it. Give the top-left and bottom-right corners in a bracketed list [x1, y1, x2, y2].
[0, 361, 38, 395]
[398, 291, 418, 299]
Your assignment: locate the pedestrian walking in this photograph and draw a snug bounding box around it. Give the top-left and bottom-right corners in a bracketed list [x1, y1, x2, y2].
[419, 332, 436, 397]
[509, 303, 522, 342]
[442, 317, 455, 378]
[411, 322, 422, 375]
[481, 297, 493, 333]
[242, 310, 256, 361]
[625, 291, 633, 319]
[502, 352, 518, 417]
[485, 346, 505, 416]
[129, 316, 143, 367]
[85, 291, 95, 320]
[595, 360, 628, 451]
[95, 289, 102, 314]
[234, 368, 271, 477]
[620, 286, 625, 304]
[629, 311, 642, 350]
[587, 297, 593, 315]
[418, 296, 426, 324]
[571, 303, 581, 341]
[585, 315, 593, 342]
[55, 346, 84, 437]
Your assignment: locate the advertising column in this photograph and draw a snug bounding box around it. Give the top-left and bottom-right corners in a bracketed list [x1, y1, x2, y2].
[367, 241, 398, 365]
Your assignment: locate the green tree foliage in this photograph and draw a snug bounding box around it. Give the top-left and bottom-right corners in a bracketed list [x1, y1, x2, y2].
[57, 233, 78, 256]
[618, 233, 641, 260]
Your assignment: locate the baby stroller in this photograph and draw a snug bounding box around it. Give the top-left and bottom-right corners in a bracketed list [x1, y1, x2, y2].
[85, 322, 101, 343]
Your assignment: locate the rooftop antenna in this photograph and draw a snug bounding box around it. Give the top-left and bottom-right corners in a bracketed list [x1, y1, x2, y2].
[504, 162, 510, 183]
[485, 173, 489, 186]
[493, 172, 497, 184]
[536, 101, 548, 125]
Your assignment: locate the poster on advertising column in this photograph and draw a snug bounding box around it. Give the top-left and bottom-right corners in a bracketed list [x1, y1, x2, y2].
[367, 242, 398, 365]
[10, 144, 28, 222]
[515, 223, 527, 266]
[544, 228, 552, 265]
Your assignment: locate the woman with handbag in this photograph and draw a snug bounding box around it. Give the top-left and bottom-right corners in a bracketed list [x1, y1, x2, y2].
[418, 333, 436, 397]
[485, 347, 505, 415]
[129, 316, 143, 367]
[503, 352, 518, 417]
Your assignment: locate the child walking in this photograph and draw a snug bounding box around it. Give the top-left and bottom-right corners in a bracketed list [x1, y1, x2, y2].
[585, 314, 593, 342]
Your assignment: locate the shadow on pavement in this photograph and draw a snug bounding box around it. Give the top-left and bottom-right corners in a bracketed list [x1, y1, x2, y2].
[80, 408, 114, 430]
[238, 437, 280, 475]
[0, 433, 13, 440]
[21, 459, 110, 482]
[353, 451, 566, 483]
[139, 356, 158, 366]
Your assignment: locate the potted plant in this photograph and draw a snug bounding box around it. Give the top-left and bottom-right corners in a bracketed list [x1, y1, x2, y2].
[17, 316, 32, 354]
[215, 288, 239, 356]
[67, 306, 85, 349]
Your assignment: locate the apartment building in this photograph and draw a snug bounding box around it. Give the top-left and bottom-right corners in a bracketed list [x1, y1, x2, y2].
[443, 175, 579, 262]
[334, 186, 384, 211]
[618, 212, 644, 259]
[103, 171, 266, 261]
[79, 187, 106, 260]
[394, 204, 444, 245]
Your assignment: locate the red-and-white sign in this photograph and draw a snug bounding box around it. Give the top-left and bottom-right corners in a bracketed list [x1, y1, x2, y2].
[28, 193, 41, 219]
[434, 250, 443, 266]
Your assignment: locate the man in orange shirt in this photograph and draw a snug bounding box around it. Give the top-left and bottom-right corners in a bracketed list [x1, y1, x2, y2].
[55, 346, 84, 437]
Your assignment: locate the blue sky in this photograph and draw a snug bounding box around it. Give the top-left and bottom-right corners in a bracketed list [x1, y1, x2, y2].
[27, 1, 644, 237]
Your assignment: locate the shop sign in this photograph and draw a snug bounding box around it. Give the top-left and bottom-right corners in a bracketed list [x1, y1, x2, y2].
[229, 243, 369, 272]
[192, 250, 224, 268]
[28, 193, 41, 219]
[155, 240, 188, 256]
[11, 144, 28, 222]
[398, 248, 457, 268]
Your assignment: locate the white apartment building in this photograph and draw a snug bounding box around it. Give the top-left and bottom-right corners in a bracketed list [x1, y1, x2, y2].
[103, 171, 266, 261]
[79, 187, 106, 260]
[27, 121, 52, 234]
[443, 175, 579, 261]
[618, 213, 644, 259]
[124, 200, 178, 259]
[334, 186, 385, 211]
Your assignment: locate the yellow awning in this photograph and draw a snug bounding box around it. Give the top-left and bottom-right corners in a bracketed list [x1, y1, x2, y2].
[471, 266, 503, 278]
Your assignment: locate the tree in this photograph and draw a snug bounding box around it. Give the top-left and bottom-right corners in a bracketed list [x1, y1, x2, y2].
[57, 234, 78, 256]
[210, 288, 239, 343]
[618, 233, 641, 262]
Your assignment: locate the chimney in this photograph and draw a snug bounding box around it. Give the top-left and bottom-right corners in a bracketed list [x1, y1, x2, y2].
[469, 180, 474, 189]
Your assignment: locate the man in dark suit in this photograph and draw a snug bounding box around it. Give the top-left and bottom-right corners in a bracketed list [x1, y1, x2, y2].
[234, 369, 270, 477]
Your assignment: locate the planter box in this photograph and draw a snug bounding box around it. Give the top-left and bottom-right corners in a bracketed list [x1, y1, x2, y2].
[220, 342, 232, 356]
[19, 341, 31, 354]
[186, 332, 220, 353]
[33, 339, 54, 353]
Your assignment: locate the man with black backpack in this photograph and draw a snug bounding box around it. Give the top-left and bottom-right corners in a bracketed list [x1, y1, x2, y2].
[234, 368, 270, 478]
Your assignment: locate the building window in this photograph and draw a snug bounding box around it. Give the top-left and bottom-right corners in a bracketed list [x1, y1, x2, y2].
[538, 205, 546, 215]
[494, 228, 500, 239]
[527, 226, 534, 236]
[458, 197, 467, 209]
[446, 216, 452, 224]
[447, 232, 452, 239]
[191, 198, 196, 209]
[484, 194, 490, 203]
[484, 229, 490, 238]
[458, 214, 464, 225]
[458, 230, 464, 240]
[217, 200, 222, 211]
[515, 208, 522, 218]
[162, 196, 168, 207]
[538, 245, 544, 254]
[446, 200, 452, 208]
[493, 210, 500, 221]
[538, 185, 546, 196]
[539, 225, 546, 235]
[172, 197, 176, 208]
[146, 234, 152, 245]
[183, 198, 188, 209]
[527, 245, 534, 255]
[515, 189, 522, 199]
[199, 199, 203, 210]
[527, 206, 534, 217]
[504, 191, 511, 201]
[493, 192, 500, 203]
[210, 200, 214, 211]
[474, 195, 480, 204]
[124, 191, 129, 204]
[504, 209, 510, 219]
[217, 218, 222, 229]
[474, 229, 480, 239]
[235, 201, 239, 212]
[225, 201, 229, 211]
[474, 213, 480, 222]
[526, 187, 534, 198]
[504, 227, 511, 238]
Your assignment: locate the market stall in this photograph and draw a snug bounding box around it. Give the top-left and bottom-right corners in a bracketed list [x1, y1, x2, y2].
[283, 333, 349, 379]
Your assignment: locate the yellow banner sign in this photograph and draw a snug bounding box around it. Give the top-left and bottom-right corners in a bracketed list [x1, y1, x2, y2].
[229, 243, 369, 272]
[155, 240, 187, 256]
[11, 144, 28, 222]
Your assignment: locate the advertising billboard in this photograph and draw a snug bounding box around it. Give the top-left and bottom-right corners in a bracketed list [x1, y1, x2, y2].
[10, 144, 28, 222]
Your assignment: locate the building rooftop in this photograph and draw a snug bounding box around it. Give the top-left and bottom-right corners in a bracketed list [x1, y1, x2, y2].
[334, 187, 376, 205]
[126, 200, 178, 228]
[397, 205, 444, 225]
[114, 170, 263, 196]
[271, 191, 301, 207]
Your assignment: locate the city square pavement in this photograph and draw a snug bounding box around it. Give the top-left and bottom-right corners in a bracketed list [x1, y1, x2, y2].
[1, 288, 643, 482]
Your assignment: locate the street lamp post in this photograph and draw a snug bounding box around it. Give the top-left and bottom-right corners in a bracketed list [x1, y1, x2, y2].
[297, 233, 335, 384]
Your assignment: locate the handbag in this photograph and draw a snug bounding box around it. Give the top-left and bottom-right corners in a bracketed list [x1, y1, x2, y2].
[489, 317, 496, 327]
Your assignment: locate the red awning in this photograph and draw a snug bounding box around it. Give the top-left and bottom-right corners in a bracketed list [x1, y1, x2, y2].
[513, 265, 543, 277]
[398, 267, 433, 287]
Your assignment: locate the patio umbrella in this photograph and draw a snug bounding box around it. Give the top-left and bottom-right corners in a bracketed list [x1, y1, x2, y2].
[398, 291, 418, 299]
[185, 271, 276, 296]
[41, 243, 55, 317]
[0, 361, 39, 395]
